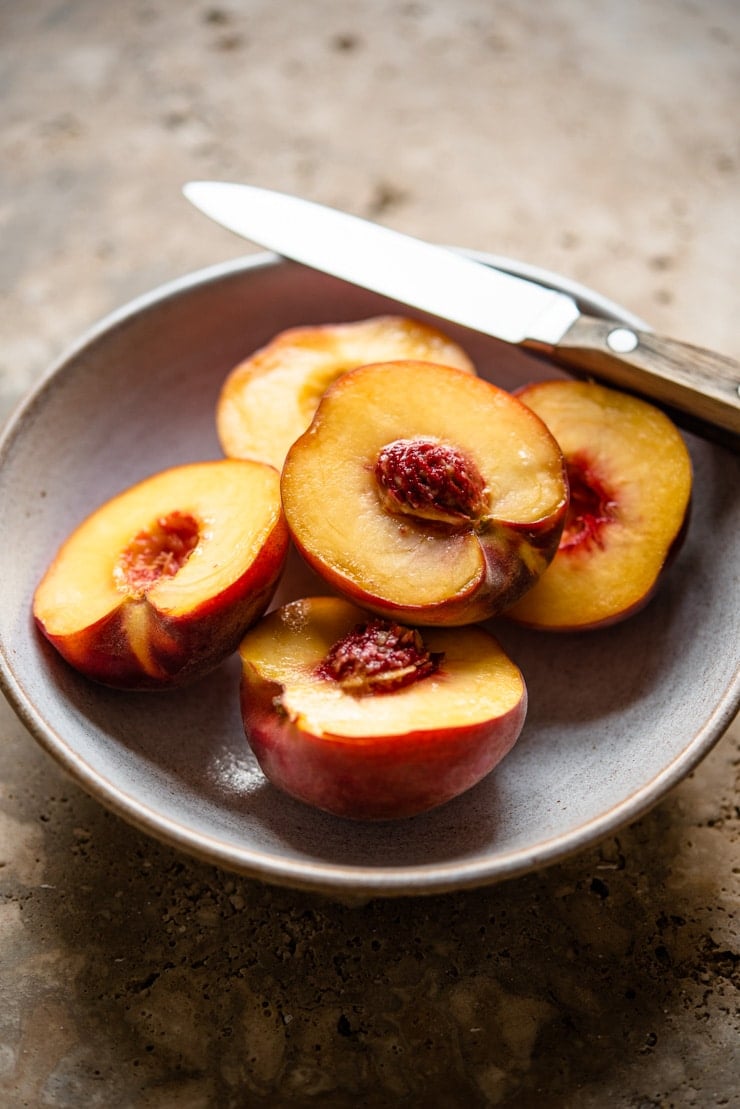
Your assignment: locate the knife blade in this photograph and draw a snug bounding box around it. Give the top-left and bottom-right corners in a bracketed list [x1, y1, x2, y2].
[183, 180, 740, 446]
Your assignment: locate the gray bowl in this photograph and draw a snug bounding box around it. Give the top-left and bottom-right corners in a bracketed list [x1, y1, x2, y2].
[0, 252, 737, 897]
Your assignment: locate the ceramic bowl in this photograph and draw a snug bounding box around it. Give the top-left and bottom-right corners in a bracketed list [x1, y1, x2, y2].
[1, 252, 738, 897]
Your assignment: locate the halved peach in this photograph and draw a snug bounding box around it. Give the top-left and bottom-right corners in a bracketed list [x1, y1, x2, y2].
[216, 315, 476, 470]
[505, 380, 693, 630]
[239, 596, 527, 819]
[280, 360, 568, 626]
[33, 460, 289, 689]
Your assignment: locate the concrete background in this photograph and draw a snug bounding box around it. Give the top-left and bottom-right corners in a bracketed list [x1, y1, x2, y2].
[1, 1, 738, 1105]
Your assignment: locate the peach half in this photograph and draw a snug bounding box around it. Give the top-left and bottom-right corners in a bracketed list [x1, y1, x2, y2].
[239, 596, 527, 820]
[505, 380, 693, 630]
[33, 460, 289, 689]
[280, 360, 568, 626]
[216, 315, 476, 470]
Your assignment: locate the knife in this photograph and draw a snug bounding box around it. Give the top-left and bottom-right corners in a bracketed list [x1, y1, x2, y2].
[183, 180, 740, 447]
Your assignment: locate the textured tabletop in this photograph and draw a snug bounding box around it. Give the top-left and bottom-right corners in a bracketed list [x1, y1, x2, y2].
[1, 3, 738, 1106]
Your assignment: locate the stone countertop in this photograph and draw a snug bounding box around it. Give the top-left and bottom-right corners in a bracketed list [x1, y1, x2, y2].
[1, 2, 738, 1105]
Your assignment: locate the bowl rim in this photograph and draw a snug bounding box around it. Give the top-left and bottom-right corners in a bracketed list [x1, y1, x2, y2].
[1, 250, 737, 897]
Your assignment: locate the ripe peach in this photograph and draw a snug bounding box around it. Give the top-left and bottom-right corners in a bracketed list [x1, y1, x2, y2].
[280, 360, 568, 626]
[505, 380, 693, 630]
[33, 460, 289, 689]
[238, 596, 527, 820]
[216, 315, 476, 470]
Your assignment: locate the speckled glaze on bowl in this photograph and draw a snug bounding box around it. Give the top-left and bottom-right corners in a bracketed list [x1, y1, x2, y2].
[0, 252, 738, 897]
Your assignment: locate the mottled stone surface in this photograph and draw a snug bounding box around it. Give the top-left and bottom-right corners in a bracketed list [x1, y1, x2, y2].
[1, 1, 738, 1105]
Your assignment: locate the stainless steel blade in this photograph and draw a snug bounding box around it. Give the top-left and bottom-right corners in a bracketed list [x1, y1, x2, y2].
[183, 181, 580, 345]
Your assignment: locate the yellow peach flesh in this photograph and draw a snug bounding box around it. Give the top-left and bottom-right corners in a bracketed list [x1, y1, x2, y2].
[216, 315, 476, 469]
[34, 460, 285, 634]
[281, 361, 567, 611]
[239, 597, 525, 739]
[506, 380, 693, 629]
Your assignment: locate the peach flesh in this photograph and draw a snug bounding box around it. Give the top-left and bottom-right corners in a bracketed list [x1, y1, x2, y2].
[33, 460, 289, 689]
[280, 360, 568, 626]
[216, 315, 477, 470]
[239, 597, 528, 819]
[506, 380, 693, 630]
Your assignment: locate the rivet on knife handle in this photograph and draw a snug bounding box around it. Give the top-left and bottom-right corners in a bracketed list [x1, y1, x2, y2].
[526, 315, 740, 443]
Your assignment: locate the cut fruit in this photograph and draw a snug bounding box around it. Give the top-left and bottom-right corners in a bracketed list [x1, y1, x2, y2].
[505, 379, 693, 630]
[239, 596, 527, 819]
[280, 360, 568, 626]
[216, 315, 476, 470]
[34, 460, 289, 689]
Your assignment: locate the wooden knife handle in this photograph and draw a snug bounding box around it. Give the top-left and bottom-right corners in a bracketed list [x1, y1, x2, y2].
[525, 315, 740, 449]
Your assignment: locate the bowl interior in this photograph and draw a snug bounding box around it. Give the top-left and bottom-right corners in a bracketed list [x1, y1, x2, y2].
[1, 254, 738, 895]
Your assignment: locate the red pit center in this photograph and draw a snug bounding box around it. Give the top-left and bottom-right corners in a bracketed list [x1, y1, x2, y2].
[117, 510, 200, 595]
[374, 437, 488, 527]
[560, 456, 618, 552]
[318, 617, 443, 695]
